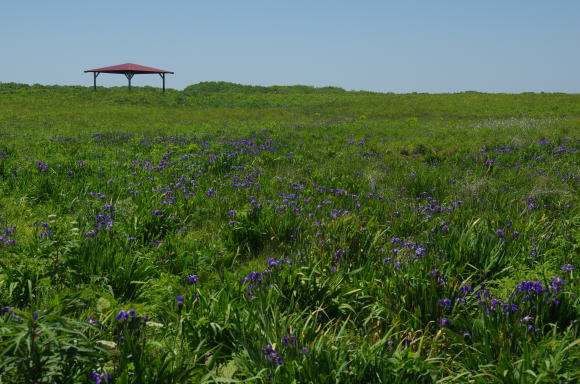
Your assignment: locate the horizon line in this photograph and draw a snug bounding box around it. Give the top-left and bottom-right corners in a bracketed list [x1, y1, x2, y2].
[1, 81, 579, 95]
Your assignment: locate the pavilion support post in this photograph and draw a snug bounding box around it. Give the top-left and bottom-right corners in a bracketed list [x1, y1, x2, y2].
[125, 73, 134, 91]
[159, 73, 165, 92]
[93, 72, 100, 90]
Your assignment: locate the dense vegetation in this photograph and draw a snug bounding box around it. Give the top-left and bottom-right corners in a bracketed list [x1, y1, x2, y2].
[0, 83, 578, 383]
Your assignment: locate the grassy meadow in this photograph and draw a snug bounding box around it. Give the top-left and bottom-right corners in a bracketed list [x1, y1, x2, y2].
[0, 82, 578, 383]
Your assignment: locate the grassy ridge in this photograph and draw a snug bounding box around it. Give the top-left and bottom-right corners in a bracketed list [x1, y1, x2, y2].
[0, 84, 578, 383]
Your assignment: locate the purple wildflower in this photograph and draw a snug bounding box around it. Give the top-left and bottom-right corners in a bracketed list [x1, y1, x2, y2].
[438, 298, 452, 308]
[334, 249, 348, 263]
[102, 204, 114, 212]
[460, 283, 473, 295]
[502, 303, 519, 313]
[440, 317, 451, 327]
[516, 280, 547, 296]
[390, 237, 403, 245]
[37, 160, 49, 172]
[115, 310, 128, 321]
[527, 325, 540, 333]
[177, 295, 184, 312]
[89, 372, 112, 384]
[262, 344, 283, 365]
[550, 277, 566, 293]
[281, 334, 297, 346]
[187, 275, 200, 285]
[266, 258, 291, 268]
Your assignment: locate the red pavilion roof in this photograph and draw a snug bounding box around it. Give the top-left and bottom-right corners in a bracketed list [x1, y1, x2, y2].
[84, 63, 173, 74]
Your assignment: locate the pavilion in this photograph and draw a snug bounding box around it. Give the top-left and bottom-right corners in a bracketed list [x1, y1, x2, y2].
[84, 63, 174, 92]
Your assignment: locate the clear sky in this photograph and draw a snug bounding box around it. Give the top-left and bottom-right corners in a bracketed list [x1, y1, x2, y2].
[1, 0, 579, 93]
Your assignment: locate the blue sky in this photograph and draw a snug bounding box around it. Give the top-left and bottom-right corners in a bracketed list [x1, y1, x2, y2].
[1, 1, 578, 92]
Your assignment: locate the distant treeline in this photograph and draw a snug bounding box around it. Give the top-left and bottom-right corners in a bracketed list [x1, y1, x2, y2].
[183, 82, 350, 95]
[0, 82, 351, 95]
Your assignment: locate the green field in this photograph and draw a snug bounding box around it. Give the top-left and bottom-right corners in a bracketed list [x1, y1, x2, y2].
[0, 82, 578, 383]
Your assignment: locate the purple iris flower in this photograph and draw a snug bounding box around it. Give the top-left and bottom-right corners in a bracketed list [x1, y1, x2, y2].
[438, 298, 452, 308]
[188, 275, 200, 284]
[89, 372, 112, 384]
[439, 317, 451, 327]
[550, 277, 566, 293]
[115, 309, 128, 321]
[281, 334, 297, 346]
[177, 295, 184, 312]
